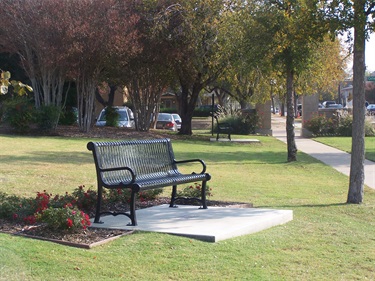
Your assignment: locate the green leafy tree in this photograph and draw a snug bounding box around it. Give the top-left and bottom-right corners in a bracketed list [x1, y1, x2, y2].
[154, 0, 233, 135]
[254, 0, 330, 161]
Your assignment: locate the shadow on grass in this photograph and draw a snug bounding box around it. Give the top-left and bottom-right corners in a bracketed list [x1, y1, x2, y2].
[1, 136, 292, 165]
[2, 151, 92, 165]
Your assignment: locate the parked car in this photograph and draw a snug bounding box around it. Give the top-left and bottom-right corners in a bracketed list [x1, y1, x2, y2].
[171, 113, 182, 130]
[327, 104, 343, 109]
[322, 101, 336, 108]
[156, 113, 177, 131]
[367, 104, 375, 115]
[96, 106, 135, 128]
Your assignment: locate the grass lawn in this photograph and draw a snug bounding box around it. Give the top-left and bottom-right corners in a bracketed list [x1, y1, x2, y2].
[1, 134, 375, 280]
[313, 136, 375, 162]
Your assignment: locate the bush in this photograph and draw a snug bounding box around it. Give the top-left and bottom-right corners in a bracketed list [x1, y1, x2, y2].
[304, 114, 337, 136]
[215, 113, 259, 135]
[0, 185, 164, 229]
[36, 205, 91, 232]
[193, 108, 212, 117]
[104, 106, 119, 127]
[2, 96, 35, 133]
[160, 108, 177, 114]
[304, 113, 375, 137]
[59, 107, 77, 125]
[35, 105, 61, 131]
[177, 182, 213, 198]
[107, 188, 163, 204]
[72, 185, 98, 214]
[0, 193, 35, 221]
[336, 115, 352, 136]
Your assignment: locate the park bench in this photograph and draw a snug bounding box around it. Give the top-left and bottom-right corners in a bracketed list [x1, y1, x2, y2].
[213, 115, 232, 141]
[87, 138, 211, 226]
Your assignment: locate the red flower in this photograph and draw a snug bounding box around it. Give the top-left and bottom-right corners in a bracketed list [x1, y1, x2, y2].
[12, 213, 18, 220]
[24, 215, 36, 225]
[66, 218, 73, 228]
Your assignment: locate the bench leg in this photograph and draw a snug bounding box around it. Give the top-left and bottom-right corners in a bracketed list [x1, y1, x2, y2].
[128, 189, 137, 226]
[169, 185, 177, 208]
[94, 185, 103, 224]
[201, 181, 208, 209]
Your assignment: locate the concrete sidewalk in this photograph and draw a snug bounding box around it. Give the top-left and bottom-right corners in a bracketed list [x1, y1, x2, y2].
[272, 115, 375, 189]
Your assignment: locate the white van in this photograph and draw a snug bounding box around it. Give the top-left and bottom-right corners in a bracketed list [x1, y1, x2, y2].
[95, 106, 135, 128]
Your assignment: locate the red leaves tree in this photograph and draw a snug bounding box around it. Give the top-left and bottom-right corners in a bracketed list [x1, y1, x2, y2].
[0, 0, 140, 132]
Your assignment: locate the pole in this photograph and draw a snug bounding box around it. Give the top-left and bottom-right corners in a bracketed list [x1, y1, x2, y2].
[211, 93, 214, 136]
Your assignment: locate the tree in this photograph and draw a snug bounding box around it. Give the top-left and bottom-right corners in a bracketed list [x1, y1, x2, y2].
[254, 0, 330, 161]
[0, 0, 70, 109]
[0, 0, 140, 132]
[326, 0, 375, 203]
[221, 0, 276, 110]
[50, 0, 140, 132]
[155, 0, 233, 135]
[121, 0, 175, 132]
[346, 0, 373, 203]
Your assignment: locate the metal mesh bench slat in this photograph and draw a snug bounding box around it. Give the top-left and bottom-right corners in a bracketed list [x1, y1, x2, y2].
[87, 138, 211, 226]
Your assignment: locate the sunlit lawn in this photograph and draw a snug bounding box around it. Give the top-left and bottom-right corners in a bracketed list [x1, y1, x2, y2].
[314, 136, 375, 161]
[0, 133, 375, 280]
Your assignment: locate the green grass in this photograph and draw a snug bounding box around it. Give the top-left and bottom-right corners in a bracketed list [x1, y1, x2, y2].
[313, 136, 375, 161]
[1, 134, 375, 280]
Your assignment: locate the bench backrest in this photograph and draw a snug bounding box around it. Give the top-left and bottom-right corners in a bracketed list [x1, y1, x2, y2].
[87, 138, 177, 184]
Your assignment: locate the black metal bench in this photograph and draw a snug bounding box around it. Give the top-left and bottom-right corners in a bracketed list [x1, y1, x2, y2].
[213, 115, 232, 141]
[87, 138, 211, 226]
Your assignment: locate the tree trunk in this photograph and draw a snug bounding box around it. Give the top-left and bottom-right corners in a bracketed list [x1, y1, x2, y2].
[347, 2, 366, 204]
[95, 84, 117, 108]
[178, 79, 203, 135]
[76, 72, 97, 133]
[286, 64, 297, 162]
[179, 83, 194, 135]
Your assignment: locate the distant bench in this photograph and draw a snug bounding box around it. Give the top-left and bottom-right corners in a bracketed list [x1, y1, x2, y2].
[213, 115, 232, 141]
[87, 138, 211, 226]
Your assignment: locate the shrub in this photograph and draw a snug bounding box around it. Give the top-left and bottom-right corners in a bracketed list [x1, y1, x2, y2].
[216, 113, 259, 135]
[107, 188, 163, 204]
[104, 106, 119, 127]
[336, 115, 352, 136]
[59, 107, 77, 125]
[2, 96, 35, 133]
[72, 185, 98, 214]
[36, 205, 91, 232]
[365, 120, 375, 136]
[304, 114, 337, 135]
[35, 105, 61, 131]
[304, 113, 375, 137]
[177, 182, 213, 198]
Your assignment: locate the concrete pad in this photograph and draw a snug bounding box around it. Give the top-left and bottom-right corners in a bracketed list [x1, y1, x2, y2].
[90, 204, 293, 242]
[209, 138, 260, 144]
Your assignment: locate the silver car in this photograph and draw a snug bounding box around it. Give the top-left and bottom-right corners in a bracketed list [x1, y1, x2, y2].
[96, 106, 135, 128]
[156, 113, 178, 131]
[171, 114, 182, 130]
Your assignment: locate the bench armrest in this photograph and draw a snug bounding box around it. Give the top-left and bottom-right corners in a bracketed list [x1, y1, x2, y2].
[174, 159, 207, 174]
[100, 166, 136, 185]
